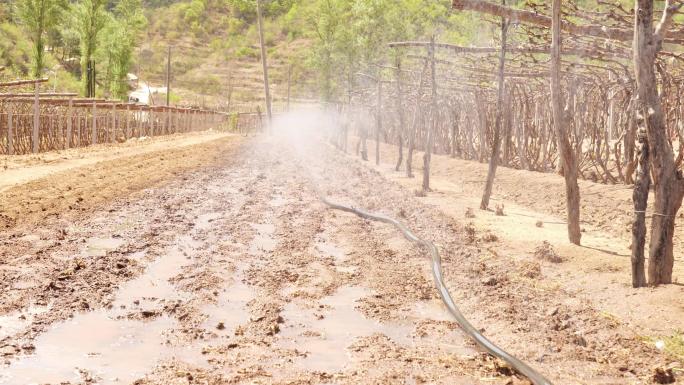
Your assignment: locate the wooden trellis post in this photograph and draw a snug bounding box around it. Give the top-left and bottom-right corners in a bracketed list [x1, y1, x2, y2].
[550, 0, 581, 245]
[395, 56, 406, 172]
[91, 101, 97, 145]
[422, 36, 437, 193]
[126, 105, 131, 139]
[163, 108, 168, 134]
[376, 80, 382, 166]
[7, 109, 13, 155]
[66, 98, 72, 149]
[480, 1, 509, 210]
[110, 104, 116, 142]
[147, 110, 152, 136]
[32, 84, 39, 153]
[256, 0, 272, 129]
[407, 59, 429, 178]
[76, 112, 81, 147]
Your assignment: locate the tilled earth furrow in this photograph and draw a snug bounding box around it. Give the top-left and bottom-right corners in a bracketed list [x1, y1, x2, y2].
[0, 135, 673, 385]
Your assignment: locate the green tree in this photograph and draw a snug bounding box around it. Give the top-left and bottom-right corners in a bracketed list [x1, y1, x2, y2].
[73, 0, 107, 96]
[306, 0, 347, 101]
[350, 0, 396, 69]
[16, 0, 66, 77]
[101, 0, 147, 99]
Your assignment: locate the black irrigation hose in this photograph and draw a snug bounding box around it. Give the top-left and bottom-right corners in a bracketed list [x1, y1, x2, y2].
[319, 195, 554, 385]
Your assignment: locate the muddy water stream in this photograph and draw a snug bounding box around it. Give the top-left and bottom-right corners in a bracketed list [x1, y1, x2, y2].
[1, 312, 182, 384]
[0, 306, 50, 341]
[279, 285, 413, 372]
[0, 235, 203, 385]
[315, 237, 357, 274]
[201, 267, 254, 337]
[113, 236, 197, 310]
[249, 222, 277, 255]
[0, 209, 249, 384]
[83, 237, 125, 258]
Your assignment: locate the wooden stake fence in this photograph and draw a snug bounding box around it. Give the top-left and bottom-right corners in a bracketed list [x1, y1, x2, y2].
[0, 78, 272, 155]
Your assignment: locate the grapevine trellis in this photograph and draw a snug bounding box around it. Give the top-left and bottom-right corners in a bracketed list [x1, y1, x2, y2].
[342, 45, 684, 186]
[330, 0, 684, 287]
[0, 78, 264, 155]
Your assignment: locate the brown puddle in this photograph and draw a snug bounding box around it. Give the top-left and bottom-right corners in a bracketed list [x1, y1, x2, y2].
[16, 234, 52, 249]
[113, 237, 196, 310]
[83, 237, 125, 257]
[195, 212, 221, 231]
[0, 311, 202, 385]
[411, 299, 454, 322]
[0, 305, 50, 341]
[314, 238, 357, 274]
[249, 223, 277, 255]
[0, 236, 204, 384]
[201, 268, 254, 337]
[315, 241, 345, 261]
[278, 286, 412, 372]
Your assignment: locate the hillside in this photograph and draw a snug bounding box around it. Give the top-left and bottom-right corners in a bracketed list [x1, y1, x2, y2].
[0, 0, 493, 110]
[138, 0, 315, 111]
[133, 0, 496, 110]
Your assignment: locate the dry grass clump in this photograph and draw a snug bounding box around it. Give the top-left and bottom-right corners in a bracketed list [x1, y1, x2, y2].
[534, 241, 563, 263]
[517, 260, 542, 279]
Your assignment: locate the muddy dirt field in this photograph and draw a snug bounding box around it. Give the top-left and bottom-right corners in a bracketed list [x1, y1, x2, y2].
[0, 130, 680, 384]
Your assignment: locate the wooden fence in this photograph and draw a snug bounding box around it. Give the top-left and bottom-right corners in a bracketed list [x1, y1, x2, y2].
[0, 78, 263, 155]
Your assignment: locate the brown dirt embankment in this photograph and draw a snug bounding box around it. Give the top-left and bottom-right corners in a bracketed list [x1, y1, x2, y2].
[0, 133, 241, 230]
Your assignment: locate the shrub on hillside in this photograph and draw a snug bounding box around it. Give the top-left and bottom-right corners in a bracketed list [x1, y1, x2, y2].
[0, 22, 32, 75]
[233, 46, 258, 60]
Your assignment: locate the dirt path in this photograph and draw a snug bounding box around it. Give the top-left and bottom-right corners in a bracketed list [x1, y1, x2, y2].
[0, 131, 678, 384]
[0, 131, 231, 193]
[365, 139, 684, 352]
[0, 132, 239, 230]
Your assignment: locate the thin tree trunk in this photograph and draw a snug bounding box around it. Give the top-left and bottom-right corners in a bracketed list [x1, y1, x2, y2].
[631, 123, 649, 288]
[407, 60, 429, 178]
[481, 9, 509, 210]
[624, 99, 637, 184]
[344, 72, 352, 153]
[361, 109, 369, 161]
[422, 36, 437, 193]
[395, 57, 405, 171]
[520, 95, 529, 170]
[361, 130, 368, 161]
[451, 108, 459, 158]
[376, 81, 382, 166]
[634, 0, 684, 285]
[551, 0, 582, 245]
[477, 95, 487, 163]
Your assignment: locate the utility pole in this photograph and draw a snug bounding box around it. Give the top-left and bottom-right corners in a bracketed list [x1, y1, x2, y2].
[256, 0, 272, 128]
[166, 45, 171, 106]
[287, 64, 292, 112]
[87, 59, 96, 98]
